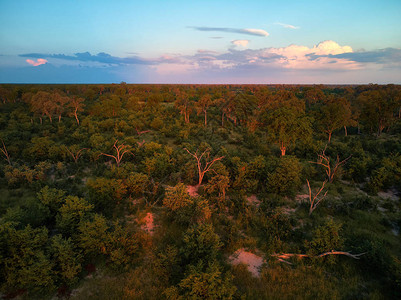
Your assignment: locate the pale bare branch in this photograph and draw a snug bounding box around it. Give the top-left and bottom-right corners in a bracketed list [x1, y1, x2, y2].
[184, 147, 224, 185]
[64, 146, 88, 163]
[272, 250, 366, 263]
[310, 146, 352, 183]
[306, 179, 328, 215]
[0, 139, 11, 165]
[99, 139, 133, 167]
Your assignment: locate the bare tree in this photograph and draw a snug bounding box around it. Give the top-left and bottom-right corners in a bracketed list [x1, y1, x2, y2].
[99, 140, 133, 167]
[310, 146, 351, 183]
[69, 96, 85, 125]
[184, 148, 224, 185]
[64, 146, 88, 163]
[137, 140, 145, 147]
[306, 179, 328, 215]
[272, 251, 365, 265]
[1, 139, 11, 165]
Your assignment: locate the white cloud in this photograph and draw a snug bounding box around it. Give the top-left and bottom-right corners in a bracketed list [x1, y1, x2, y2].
[231, 40, 249, 47]
[274, 22, 300, 29]
[312, 40, 353, 55]
[242, 29, 269, 36]
[190, 26, 269, 37]
[275, 22, 300, 29]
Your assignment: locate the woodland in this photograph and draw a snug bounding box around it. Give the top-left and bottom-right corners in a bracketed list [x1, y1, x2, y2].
[0, 83, 400, 299]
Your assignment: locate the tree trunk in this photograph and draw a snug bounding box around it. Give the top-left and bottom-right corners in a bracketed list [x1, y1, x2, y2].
[221, 112, 225, 127]
[344, 125, 347, 136]
[328, 131, 332, 143]
[58, 115, 62, 122]
[74, 112, 79, 125]
[204, 110, 207, 126]
[198, 168, 204, 185]
[280, 143, 286, 156]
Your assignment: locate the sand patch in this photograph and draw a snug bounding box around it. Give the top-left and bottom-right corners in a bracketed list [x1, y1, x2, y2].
[282, 207, 296, 215]
[295, 194, 309, 203]
[246, 195, 261, 207]
[141, 212, 155, 235]
[187, 185, 200, 197]
[378, 189, 399, 201]
[229, 248, 265, 277]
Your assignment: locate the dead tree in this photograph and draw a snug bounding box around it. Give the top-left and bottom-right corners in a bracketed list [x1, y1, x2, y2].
[184, 148, 224, 185]
[307, 179, 328, 215]
[136, 128, 151, 136]
[69, 96, 85, 125]
[272, 250, 366, 265]
[137, 140, 145, 147]
[99, 140, 133, 167]
[310, 146, 351, 183]
[1, 139, 11, 165]
[64, 146, 88, 163]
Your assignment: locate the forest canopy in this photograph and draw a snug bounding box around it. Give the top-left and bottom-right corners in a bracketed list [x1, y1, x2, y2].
[0, 83, 400, 299]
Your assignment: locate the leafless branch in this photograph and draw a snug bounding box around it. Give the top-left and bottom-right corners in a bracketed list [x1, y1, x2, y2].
[99, 139, 133, 167]
[307, 179, 328, 215]
[136, 128, 151, 136]
[64, 146, 88, 163]
[272, 250, 366, 264]
[310, 146, 352, 182]
[184, 147, 224, 185]
[0, 139, 11, 165]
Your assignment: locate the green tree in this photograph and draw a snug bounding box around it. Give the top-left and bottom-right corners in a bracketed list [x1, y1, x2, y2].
[357, 88, 398, 136]
[318, 97, 354, 142]
[306, 219, 343, 256]
[51, 234, 82, 285]
[77, 214, 109, 257]
[266, 155, 302, 196]
[2, 225, 55, 294]
[264, 106, 311, 156]
[163, 183, 193, 212]
[56, 196, 94, 236]
[87, 177, 127, 215]
[37, 186, 66, 216]
[181, 223, 222, 264]
[165, 261, 236, 300]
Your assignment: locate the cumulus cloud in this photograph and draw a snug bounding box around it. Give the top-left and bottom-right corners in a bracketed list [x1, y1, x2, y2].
[190, 26, 269, 37]
[231, 40, 249, 47]
[312, 40, 352, 55]
[275, 22, 300, 29]
[26, 58, 47, 66]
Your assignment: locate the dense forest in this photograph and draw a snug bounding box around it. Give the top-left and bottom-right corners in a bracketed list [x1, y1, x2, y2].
[0, 83, 400, 299]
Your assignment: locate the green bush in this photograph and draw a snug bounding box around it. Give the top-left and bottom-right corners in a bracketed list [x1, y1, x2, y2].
[266, 155, 302, 196]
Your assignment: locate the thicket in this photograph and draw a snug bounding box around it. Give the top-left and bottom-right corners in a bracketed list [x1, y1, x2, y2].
[0, 83, 400, 299]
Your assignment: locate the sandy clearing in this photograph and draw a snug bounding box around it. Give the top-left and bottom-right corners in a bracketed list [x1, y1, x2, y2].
[187, 185, 200, 197]
[246, 195, 261, 207]
[141, 212, 154, 235]
[229, 248, 265, 277]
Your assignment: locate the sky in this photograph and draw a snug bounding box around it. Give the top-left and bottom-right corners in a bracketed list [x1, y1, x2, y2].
[0, 0, 400, 84]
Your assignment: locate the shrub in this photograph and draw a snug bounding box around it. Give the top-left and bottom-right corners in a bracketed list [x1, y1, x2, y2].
[266, 156, 302, 196]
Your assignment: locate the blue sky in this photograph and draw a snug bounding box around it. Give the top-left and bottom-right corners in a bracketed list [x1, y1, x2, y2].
[0, 0, 400, 83]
